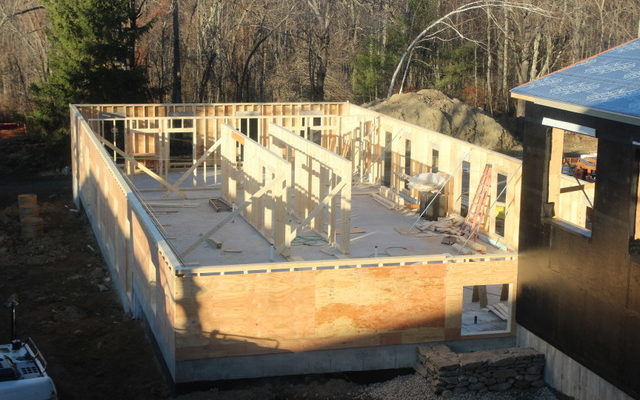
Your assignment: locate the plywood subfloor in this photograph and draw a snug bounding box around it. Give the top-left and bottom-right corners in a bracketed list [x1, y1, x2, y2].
[129, 170, 506, 267]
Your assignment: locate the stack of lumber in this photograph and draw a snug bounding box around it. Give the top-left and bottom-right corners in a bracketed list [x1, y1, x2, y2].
[370, 193, 400, 210]
[487, 302, 510, 321]
[426, 216, 465, 235]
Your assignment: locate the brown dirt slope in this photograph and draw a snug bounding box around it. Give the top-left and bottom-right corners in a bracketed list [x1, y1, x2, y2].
[366, 89, 521, 153]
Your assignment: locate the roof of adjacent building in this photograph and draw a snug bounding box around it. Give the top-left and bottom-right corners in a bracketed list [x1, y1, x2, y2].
[511, 39, 640, 123]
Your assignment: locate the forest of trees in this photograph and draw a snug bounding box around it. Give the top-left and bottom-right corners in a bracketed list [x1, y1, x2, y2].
[1, 0, 639, 134]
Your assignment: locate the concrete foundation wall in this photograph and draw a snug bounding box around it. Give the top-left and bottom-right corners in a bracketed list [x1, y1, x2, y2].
[517, 326, 635, 400]
[176, 336, 516, 383]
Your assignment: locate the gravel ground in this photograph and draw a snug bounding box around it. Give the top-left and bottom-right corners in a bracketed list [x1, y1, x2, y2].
[176, 373, 560, 400]
[358, 374, 559, 400]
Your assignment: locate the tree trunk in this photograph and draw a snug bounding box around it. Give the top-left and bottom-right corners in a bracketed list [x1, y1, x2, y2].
[171, 0, 182, 103]
[485, 8, 493, 114]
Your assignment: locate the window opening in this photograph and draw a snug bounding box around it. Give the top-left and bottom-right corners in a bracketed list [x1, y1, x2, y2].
[461, 284, 511, 335]
[432, 149, 439, 173]
[547, 127, 597, 233]
[461, 161, 470, 217]
[495, 173, 507, 237]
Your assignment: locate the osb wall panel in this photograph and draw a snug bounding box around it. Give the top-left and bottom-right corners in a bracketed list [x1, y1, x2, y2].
[173, 259, 516, 361]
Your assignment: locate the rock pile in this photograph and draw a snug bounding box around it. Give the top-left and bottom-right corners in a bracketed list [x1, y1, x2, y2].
[415, 345, 545, 396]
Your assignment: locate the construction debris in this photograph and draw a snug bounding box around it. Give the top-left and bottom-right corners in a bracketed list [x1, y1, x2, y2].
[456, 236, 487, 253]
[452, 243, 474, 255]
[223, 248, 243, 253]
[209, 197, 232, 212]
[205, 238, 222, 249]
[441, 235, 457, 245]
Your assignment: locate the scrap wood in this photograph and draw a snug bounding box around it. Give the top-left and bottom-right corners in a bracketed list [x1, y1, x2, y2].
[456, 236, 487, 253]
[222, 248, 243, 253]
[205, 238, 223, 249]
[487, 302, 509, 321]
[336, 227, 366, 235]
[433, 226, 463, 235]
[452, 243, 474, 255]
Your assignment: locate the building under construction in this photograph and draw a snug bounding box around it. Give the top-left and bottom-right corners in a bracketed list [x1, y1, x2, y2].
[70, 101, 521, 384]
[70, 39, 640, 400]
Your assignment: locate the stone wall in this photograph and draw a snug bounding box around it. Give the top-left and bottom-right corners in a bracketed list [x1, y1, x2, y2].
[415, 345, 545, 396]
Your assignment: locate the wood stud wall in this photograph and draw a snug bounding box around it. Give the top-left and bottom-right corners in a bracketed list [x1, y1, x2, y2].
[267, 123, 351, 254]
[342, 103, 522, 249]
[220, 124, 292, 254]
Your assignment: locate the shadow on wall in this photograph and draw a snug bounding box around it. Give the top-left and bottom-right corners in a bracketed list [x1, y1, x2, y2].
[172, 260, 515, 367]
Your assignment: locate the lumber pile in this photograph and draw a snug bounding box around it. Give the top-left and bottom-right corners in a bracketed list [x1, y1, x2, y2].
[487, 302, 510, 321]
[370, 193, 399, 210]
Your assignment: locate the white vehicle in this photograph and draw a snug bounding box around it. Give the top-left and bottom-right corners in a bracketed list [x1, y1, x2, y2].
[0, 296, 57, 400]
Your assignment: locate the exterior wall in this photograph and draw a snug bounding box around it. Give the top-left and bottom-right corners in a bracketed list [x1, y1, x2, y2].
[517, 102, 640, 398]
[70, 106, 181, 380]
[173, 256, 517, 368]
[344, 103, 522, 250]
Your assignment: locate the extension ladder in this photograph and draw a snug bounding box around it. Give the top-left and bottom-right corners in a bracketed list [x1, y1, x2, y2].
[463, 164, 492, 240]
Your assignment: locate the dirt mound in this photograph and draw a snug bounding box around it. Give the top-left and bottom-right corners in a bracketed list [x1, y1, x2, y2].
[366, 89, 521, 153]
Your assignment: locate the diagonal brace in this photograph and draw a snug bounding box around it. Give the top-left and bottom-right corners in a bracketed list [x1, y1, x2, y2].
[99, 137, 186, 199]
[180, 174, 287, 258]
[173, 137, 223, 189]
[275, 180, 347, 254]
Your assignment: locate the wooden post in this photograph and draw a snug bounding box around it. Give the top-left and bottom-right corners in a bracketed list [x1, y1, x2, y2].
[547, 128, 564, 212]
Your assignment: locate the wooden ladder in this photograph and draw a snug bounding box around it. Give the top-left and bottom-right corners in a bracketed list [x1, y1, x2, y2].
[463, 164, 492, 240]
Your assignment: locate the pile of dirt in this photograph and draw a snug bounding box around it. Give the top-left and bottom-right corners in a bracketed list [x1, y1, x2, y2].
[366, 89, 521, 153]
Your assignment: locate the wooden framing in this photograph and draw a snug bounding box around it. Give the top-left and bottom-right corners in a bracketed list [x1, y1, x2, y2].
[99, 136, 186, 199]
[340, 103, 522, 249]
[77, 101, 522, 249]
[267, 123, 352, 254]
[71, 102, 520, 384]
[219, 124, 292, 254]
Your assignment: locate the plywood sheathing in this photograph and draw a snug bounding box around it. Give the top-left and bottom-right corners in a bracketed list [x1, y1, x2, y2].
[173, 255, 517, 361]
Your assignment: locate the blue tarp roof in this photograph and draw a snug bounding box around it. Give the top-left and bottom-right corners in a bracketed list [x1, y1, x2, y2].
[511, 39, 640, 119]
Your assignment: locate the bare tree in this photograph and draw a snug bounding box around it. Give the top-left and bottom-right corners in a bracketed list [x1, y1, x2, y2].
[386, 0, 551, 99]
